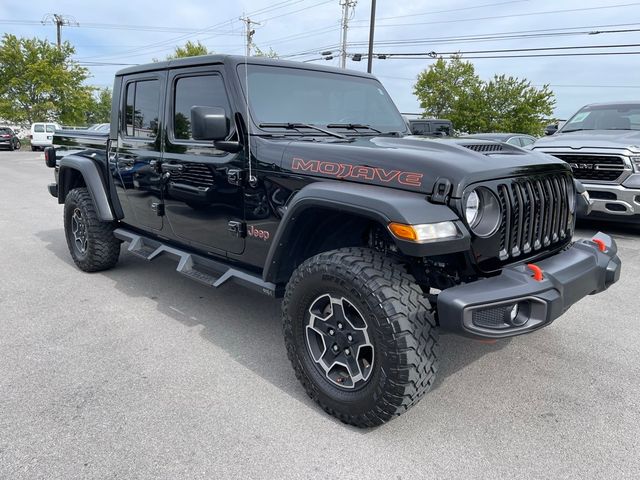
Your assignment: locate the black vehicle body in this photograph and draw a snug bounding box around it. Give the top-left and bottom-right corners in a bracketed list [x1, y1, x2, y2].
[533, 102, 640, 222]
[464, 132, 537, 148]
[47, 55, 619, 340]
[0, 127, 21, 150]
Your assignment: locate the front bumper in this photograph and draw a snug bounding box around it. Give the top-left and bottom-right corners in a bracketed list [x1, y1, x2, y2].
[437, 232, 621, 339]
[581, 183, 640, 218]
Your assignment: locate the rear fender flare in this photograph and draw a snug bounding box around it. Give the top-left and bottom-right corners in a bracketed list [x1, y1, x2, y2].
[58, 155, 114, 222]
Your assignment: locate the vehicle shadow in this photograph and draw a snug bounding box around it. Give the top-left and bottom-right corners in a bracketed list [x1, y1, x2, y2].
[36, 228, 510, 425]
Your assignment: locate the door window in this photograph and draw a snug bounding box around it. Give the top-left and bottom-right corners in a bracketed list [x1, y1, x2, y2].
[173, 74, 230, 141]
[124, 79, 160, 138]
[520, 136, 535, 146]
[46, 125, 56, 132]
[34, 124, 44, 133]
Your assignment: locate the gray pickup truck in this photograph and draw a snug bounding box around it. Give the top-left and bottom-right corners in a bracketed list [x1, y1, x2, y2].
[533, 102, 640, 222]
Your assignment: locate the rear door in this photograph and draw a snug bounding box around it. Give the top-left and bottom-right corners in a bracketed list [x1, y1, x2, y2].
[161, 66, 245, 255]
[112, 72, 165, 231]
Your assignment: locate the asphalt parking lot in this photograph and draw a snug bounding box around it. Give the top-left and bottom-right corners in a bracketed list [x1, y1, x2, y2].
[1, 150, 639, 479]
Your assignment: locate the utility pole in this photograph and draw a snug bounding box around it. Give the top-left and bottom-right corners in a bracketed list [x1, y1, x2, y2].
[240, 17, 260, 57]
[366, 0, 376, 73]
[339, 0, 357, 68]
[41, 13, 78, 48]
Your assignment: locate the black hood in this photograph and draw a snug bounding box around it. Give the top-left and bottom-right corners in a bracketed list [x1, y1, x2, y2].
[273, 135, 569, 198]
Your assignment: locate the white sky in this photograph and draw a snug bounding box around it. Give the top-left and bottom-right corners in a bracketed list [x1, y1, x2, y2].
[2, 0, 639, 119]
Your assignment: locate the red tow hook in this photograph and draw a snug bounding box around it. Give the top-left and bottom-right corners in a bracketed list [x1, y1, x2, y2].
[592, 238, 607, 252]
[526, 263, 544, 282]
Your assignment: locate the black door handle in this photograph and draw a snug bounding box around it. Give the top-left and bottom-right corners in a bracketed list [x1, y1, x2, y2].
[161, 163, 184, 172]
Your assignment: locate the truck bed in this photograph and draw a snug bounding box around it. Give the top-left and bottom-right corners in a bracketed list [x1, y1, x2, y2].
[53, 129, 109, 152]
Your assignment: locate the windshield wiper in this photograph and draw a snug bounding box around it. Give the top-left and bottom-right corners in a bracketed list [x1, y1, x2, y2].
[326, 123, 382, 134]
[561, 128, 590, 133]
[258, 122, 347, 139]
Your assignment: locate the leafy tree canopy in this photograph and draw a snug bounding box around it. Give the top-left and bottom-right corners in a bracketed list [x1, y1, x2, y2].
[86, 88, 112, 124]
[413, 55, 555, 136]
[0, 34, 93, 126]
[165, 40, 210, 60]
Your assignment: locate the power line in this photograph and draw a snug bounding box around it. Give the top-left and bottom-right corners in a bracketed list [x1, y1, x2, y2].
[349, 2, 640, 29]
[352, 0, 530, 23]
[384, 51, 640, 60]
[276, 22, 640, 59]
[345, 24, 640, 48]
[367, 42, 640, 58]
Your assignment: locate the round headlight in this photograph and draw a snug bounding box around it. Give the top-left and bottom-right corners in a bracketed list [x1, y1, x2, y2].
[465, 190, 480, 226]
[464, 188, 501, 237]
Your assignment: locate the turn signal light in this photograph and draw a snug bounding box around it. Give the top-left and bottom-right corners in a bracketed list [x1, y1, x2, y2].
[388, 221, 458, 242]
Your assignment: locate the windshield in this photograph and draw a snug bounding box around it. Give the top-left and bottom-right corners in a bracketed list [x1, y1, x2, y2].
[562, 104, 640, 132]
[238, 64, 407, 134]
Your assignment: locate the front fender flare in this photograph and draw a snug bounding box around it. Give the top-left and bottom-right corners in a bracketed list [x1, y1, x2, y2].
[263, 182, 470, 283]
[58, 154, 114, 222]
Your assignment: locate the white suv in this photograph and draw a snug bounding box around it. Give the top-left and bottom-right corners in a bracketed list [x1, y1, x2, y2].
[30, 123, 61, 151]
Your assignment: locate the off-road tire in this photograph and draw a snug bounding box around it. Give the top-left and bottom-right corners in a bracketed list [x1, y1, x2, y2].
[64, 188, 120, 272]
[283, 247, 439, 427]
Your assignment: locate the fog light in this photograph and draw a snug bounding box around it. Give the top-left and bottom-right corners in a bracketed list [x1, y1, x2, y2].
[506, 303, 527, 326]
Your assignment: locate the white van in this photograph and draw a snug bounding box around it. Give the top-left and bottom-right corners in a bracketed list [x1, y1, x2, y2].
[30, 122, 61, 150]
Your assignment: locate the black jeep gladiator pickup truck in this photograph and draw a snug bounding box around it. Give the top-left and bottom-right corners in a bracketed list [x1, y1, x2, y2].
[46, 55, 621, 427]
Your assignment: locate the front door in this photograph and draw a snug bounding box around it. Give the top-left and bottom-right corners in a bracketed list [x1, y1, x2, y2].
[161, 67, 245, 255]
[113, 73, 165, 231]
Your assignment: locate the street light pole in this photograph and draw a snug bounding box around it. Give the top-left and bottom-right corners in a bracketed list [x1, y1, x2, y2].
[366, 0, 376, 73]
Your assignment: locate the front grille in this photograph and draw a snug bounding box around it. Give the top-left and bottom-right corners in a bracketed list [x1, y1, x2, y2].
[495, 173, 573, 261]
[463, 143, 504, 153]
[168, 163, 214, 188]
[551, 154, 626, 182]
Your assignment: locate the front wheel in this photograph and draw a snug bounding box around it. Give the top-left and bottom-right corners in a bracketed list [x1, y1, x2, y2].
[64, 188, 121, 272]
[14, 140, 21, 150]
[283, 247, 439, 427]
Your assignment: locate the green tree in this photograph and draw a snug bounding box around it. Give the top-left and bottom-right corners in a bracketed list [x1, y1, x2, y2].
[0, 34, 93, 126]
[165, 40, 210, 60]
[86, 88, 112, 124]
[413, 55, 555, 136]
[482, 75, 554, 135]
[253, 46, 278, 58]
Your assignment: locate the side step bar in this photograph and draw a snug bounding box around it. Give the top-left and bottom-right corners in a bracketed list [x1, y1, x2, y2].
[113, 228, 283, 298]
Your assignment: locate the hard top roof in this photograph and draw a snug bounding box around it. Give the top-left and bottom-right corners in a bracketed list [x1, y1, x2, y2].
[116, 54, 377, 79]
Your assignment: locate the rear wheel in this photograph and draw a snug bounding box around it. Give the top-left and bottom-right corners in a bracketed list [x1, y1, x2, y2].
[283, 247, 439, 427]
[64, 188, 121, 272]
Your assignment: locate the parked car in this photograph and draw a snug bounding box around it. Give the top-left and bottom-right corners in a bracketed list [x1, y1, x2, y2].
[464, 133, 536, 148]
[87, 123, 110, 132]
[533, 101, 640, 222]
[0, 127, 21, 150]
[30, 122, 61, 150]
[45, 55, 619, 427]
[407, 118, 453, 137]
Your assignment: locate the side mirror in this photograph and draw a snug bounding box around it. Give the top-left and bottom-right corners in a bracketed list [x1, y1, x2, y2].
[544, 124, 558, 136]
[191, 106, 229, 141]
